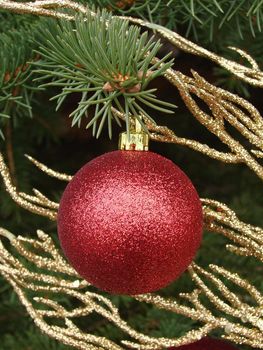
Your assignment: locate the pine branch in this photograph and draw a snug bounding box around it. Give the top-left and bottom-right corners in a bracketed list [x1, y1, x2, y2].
[0, 18, 40, 138]
[33, 10, 176, 138]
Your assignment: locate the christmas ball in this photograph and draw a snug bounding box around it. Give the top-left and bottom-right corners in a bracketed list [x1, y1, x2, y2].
[168, 337, 238, 349]
[58, 150, 203, 295]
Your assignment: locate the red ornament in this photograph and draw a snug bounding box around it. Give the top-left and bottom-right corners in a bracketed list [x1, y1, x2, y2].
[168, 338, 238, 349]
[58, 151, 203, 295]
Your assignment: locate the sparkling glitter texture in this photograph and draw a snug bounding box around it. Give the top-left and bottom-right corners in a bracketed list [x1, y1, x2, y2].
[168, 337, 238, 349]
[58, 150, 203, 295]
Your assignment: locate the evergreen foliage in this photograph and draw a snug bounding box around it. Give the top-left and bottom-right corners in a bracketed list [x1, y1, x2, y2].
[0, 13, 39, 138]
[34, 11, 175, 138]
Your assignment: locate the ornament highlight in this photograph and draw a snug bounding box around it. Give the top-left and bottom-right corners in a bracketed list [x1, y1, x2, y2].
[58, 150, 203, 295]
[168, 337, 238, 349]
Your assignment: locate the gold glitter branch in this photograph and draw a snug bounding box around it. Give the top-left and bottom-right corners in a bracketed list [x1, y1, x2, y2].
[202, 199, 263, 262]
[148, 66, 263, 179]
[137, 22, 263, 88]
[0, 0, 87, 20]
[0, 152, 57, 220]
[25, 154, 72, 182]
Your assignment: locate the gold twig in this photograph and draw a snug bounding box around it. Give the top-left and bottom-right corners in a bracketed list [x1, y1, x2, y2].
[0, 152, 57, 220]
[25, 154, 72, 181]
[162, 68, 263, 179]
[127, 20, 263, 87]
[0, 0, 85, 19]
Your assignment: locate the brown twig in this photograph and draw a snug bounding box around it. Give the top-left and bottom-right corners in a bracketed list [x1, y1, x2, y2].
[5, 120, 17, 188]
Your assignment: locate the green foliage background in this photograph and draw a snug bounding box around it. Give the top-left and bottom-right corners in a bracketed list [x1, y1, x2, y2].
[0, 1, 262, 349]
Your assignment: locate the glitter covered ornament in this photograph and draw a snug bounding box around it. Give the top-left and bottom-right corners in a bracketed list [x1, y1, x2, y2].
[168, 337, 238, 349]
[58, 150, 203, 295]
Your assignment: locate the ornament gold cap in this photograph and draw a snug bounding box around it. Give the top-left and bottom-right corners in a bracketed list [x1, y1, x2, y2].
[118, 118, 149, 151]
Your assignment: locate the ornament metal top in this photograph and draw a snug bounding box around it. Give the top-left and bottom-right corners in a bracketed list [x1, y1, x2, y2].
[118, 118, 149, 151]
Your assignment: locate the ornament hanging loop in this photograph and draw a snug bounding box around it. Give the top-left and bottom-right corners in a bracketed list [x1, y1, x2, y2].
[118, 117, 149, 151]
